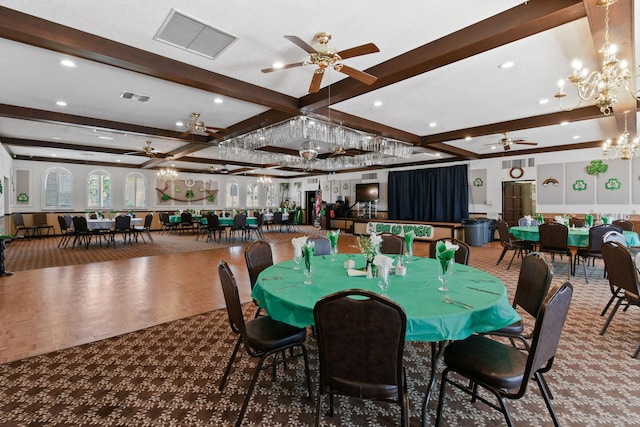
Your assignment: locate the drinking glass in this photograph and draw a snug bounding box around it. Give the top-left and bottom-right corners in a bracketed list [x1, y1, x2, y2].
[304, 264, 314, 285]
[437, 258, 454, 292]
[330, 243, 338, 261]
[293, 254, 301, 270]
[405, 245, 413, 264]
[377, 267, 390, 295]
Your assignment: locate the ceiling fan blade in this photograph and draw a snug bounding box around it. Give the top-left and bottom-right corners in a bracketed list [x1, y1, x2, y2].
[205, 129, 224, 139]
[178, 130, 191, 138]
[284, 35, 317, 54]
[337, 43, 379, 60]
[261, 62, 305, 73]
[338, 65, 377, 85]
[513, 142, 538, 146]
[205, 126, 228, 132]
[309, 70, 324, 93]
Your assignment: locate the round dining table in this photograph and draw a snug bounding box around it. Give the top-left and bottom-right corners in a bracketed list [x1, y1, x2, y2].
[509, 225, 640, 247]
[252, 254, 519, 342]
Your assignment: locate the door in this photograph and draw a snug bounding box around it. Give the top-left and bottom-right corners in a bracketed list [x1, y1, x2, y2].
[502, 181, 536, 226]
[305, 191, 316, 225]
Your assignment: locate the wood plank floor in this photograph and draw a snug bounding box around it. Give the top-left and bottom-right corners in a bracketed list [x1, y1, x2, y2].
[1, 232, 426, 364]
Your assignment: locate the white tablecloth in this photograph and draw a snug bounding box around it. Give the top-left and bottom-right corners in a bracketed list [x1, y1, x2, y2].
[86, 218, 142, 230]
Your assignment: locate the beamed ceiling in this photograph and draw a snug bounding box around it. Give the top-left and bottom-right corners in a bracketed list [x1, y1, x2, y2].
[0, 0, 637, 178]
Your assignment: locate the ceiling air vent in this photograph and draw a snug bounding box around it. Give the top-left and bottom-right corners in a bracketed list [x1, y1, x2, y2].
[120, 91, 150, 103]
[362, 172, 378, 180]
[154, 9, 237, 60]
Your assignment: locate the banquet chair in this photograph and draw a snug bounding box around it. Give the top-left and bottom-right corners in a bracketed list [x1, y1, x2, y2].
[569, 218, 585, 228]
[612, 219, 634, 231]
[380, 233, 404, 255]
[600, 232, 628, 317]
[245, 240, 273, 317]
[132, 213, 153, 243]
[179, 212, 195, 234]
[246, 213, 265, 240]
[201, 213, 224, 243]
[435, 282, 573, 427]
[217, 261, 313, 427]
[496, 220, 533, 270]
[12, 212, 37, 238]
[159, 212, 179, 235]
[517, 217, 538, 227]
[230, 213, 247, 241]
[307, 236, 330, 256]
[314, 289, 409, 427]
[112, 215, 132, 246]
[272, 211, 284, 232]
[33, 213, 54, 236]
[482, 252, 553, 349]
[574, 224, 621, 284]
[57, 215, 74, 248]
[71, 216, 102, 249]
[538, 222, 573, 279]
[428, 238, 470, 265]
[600, 241, 640, 357]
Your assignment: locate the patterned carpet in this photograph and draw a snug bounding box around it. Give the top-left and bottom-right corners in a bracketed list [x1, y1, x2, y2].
[2, 237, 640, 426]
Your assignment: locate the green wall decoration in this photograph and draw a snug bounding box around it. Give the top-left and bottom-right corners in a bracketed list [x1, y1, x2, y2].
[17, 193, 29, 203]
[473, 178, 484, 187]
[585, 160, 608, 176]
[604, 178, 621, 190]
[572, 179, 587, 191]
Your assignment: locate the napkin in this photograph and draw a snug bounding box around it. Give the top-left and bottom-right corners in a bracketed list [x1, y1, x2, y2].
[524, 215, 532, 226]
[404, 229, 415, 254]
[585, 214, 594, 227]
[302, 241, 315, 270]
[536, 213, 544, 224]
[436, 240, 458, 262]
[373, 254, 394, 271]
[292, 236, 307, 257]
[327, 229, 340, 248]
[347, 268, 368, 277]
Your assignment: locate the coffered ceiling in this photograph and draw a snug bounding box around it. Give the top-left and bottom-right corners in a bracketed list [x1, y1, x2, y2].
[0, 0, 637, 178]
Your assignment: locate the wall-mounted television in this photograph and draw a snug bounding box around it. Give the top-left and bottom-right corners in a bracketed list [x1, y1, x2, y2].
[355, 183, 379, 202]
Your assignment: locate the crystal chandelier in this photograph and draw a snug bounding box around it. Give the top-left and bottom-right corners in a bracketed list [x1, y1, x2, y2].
[157, 167, 178, 182]
[603, 111, 640, 160]
[257, 175, 272, 186]
[554, 0, 639, 115]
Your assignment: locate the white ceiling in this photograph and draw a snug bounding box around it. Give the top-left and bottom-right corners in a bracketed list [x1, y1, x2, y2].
[0, 0, 637, 176]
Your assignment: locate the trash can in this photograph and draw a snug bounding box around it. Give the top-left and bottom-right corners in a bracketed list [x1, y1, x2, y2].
[462, 218, 486, 247]
[485, 219, 497, 243]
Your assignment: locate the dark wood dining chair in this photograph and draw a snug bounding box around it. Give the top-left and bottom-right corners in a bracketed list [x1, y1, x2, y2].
[217, 261, 313, 427]
[435, 282, 573, 427]
[314, 289, 409, 426]
[537, 222, 572, 279]
[12, 212, 37, 238]
[612, 219, 634, 231]
[496, 220, 533, 270]
[244, 240, 273, 317]
[380, 233, 404, 255]
[132, 213, 153, 243]
[57, 215, 74, 248]
[33, 213, 54, 236]
[573, 224, 621, 284]
[307, 236, 330, 256]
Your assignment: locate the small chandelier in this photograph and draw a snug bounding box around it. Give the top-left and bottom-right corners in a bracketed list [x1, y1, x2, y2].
[603, 111, 640, 160]
[554, 0, 638, 115]
[157, 167, 178, 182]
[257, 175, 272, 186]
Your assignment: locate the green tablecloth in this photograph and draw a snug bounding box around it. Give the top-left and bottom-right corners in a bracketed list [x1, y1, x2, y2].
[252, 254, 520, 342]
[509, 225, 640, 247]
[169, 215, 256, 226]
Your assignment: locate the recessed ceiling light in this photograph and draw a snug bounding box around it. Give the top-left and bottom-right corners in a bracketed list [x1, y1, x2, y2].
[429, 122, 437, 127]
[499, 61, 515, 69]
[98, 136, 113, 140]
[116, 159, 121, 162]
[538, 98, 549, 105]
[60, 59, 77, 68]
[491, 145, 498, 150]
[176, 121, 184, 127]
[52, 136, 61, 140]
[373, 100, 383, 107]
[56, 100, 67, 107]
[213, 97, 223, 104]
[51, 153, 57, 157]
[272, 62, 284, 70]
[560, 121, 569, 126]
[573, 135, 580, 139]
[465, 136, 472, 141]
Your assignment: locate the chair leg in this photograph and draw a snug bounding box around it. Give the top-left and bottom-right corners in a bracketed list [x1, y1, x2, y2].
[600, 298, 623, 335]
[535, 372, 561, 427]
[601, 287, 622, 316]
[219, 336, 243, 391]
[496, 247, 508, 265]
[633, 342, 640, 358]
[235, 354, 269, 427]
[506, 250, 518, 270]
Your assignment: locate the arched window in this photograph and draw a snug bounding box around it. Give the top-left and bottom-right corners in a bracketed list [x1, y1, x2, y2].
[265, 183, 277, 207]
[125, 172, 146, 208]
[247, 182, 259, 208]
[88, 170, 112, 209]
[44, 167, 72, 209]
[225, 179, 239, 207]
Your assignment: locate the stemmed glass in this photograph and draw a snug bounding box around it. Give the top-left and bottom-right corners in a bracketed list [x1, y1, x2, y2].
[437, 258, 454, 292]
[304, 263, 314, 285]
[377, 267, 390, 295]
[405, 245, 413, 264]
[293, 254, 301, 270]
[330, 243, 338, 261]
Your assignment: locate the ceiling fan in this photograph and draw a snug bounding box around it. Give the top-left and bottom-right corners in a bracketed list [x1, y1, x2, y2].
[326, 145, 362, 158]
[261, 32, 379, 93]
[487, 132, 539, 151]
[125, 140, 156, 157]
[179, 112, 228, 139]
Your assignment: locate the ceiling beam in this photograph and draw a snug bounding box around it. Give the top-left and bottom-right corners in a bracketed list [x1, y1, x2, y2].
[0, 6, 300, 116]
[299, 0, 585, 112]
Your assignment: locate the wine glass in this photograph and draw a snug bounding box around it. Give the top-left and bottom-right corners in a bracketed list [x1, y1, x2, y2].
[330, 243, 338, 261]
[293, 254, 301, 270]
[377, 267, 390, 295]
[437, 258, 453, 292]
[304, 263, 314, 285]
[405, 245, 413, 264]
